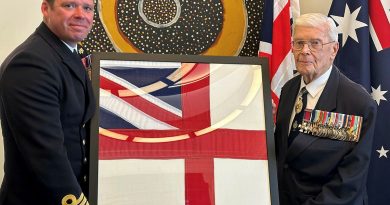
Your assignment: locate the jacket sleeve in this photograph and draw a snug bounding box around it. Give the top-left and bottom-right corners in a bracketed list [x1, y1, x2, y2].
[0, 50, 88, 204]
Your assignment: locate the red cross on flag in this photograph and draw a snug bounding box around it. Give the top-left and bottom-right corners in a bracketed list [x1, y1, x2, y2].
[93, 58, 272, 205]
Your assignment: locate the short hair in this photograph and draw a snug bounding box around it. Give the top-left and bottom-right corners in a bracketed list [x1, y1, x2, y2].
[45, 0, 55, 6]
[292, 13, 338, 42]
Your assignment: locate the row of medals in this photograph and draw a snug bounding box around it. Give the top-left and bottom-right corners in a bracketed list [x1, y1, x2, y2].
[293, 93, 359, 142]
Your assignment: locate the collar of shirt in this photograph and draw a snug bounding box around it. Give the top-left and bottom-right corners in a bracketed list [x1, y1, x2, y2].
[62, 41, 78, 53]
[288, 66, 332, 133]
[299, 65, 332, 109]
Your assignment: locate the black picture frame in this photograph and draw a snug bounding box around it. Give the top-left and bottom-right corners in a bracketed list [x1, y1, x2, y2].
[88, 53, 279, 205]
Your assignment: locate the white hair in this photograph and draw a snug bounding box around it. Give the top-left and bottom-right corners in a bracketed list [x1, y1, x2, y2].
[293, 13, 338, 42]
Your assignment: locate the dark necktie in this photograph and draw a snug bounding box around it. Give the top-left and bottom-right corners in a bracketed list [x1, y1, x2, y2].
[288, 87, 308, 146]
[73, 49, 79, 57]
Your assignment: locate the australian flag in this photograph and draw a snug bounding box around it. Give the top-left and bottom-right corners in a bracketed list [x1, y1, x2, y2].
[328, 0, 390, 204]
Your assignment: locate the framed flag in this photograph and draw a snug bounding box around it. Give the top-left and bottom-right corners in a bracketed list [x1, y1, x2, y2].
[88, 53, 278, 205]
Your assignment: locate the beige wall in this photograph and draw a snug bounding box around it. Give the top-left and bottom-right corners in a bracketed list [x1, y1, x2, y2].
[0, 1, 42, 63]
[300, 0, 332, 16]
[0, 0, 333, 184]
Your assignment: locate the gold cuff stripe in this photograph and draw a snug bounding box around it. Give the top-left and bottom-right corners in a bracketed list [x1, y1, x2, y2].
[80, 196, 87, 205]
[61, 193, 88, 205]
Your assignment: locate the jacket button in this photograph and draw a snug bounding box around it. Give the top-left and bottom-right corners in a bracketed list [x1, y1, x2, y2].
[83, 175, 87, 182]
[84, 157, 87, 163]
[82, 139, 86, 145]
[82, 124, 86, 128]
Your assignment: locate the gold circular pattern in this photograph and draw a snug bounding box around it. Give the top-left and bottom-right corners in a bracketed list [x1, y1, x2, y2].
[83, 1, 264, 56]
[99, 0, 247, 55]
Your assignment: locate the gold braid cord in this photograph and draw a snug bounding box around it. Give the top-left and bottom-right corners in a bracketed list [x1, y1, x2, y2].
[61, 193, 89, 205]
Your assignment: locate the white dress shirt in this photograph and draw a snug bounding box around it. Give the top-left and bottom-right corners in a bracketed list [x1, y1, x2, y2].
[288, 66, 332, 133]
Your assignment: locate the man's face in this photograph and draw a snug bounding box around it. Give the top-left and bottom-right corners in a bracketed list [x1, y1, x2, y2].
[292, 25, 339, 83]
[41, 0, 94, 47]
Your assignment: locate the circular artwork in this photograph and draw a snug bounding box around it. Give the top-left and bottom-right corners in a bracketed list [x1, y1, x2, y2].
[82, 0, 264, 56]
[116, 0, 223, 54]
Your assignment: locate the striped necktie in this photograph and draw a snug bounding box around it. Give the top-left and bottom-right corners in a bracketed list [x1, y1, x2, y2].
[288, 87, 308, 146]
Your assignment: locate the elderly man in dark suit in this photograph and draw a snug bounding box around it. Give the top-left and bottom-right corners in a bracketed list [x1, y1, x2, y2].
[275, 13, 377, 205]
[0, 0, 95, 204]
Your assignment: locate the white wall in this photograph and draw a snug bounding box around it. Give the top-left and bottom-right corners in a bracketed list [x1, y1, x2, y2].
[0, 0, 332, 185]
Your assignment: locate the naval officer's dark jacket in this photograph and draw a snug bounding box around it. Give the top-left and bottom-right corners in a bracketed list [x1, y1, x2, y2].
[275, 67, 377, 205]
[0, 22, 95, 205]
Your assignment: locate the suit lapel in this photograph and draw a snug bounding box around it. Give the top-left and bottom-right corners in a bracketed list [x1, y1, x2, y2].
[62, 56, 87, 90]
[36, 22, 95, 122]
[36, 23, 87, 89]
[281, 80, 301, 127]
[287, 67, 340, 161]
[277, 77, 301, 157]
[83, 78, 96, 123]
[63, 55, 96, 123]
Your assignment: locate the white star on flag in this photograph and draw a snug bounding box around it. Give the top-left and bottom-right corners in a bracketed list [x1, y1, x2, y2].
[377, 146, 389, 158]
[331, 4, 368, 46]
[371, 85, 388, 105]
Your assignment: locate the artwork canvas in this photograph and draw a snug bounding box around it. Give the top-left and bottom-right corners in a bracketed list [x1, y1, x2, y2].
[82, 0, 264, 56]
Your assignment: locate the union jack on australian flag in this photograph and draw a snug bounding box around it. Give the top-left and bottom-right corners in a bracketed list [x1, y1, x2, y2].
[328, 0, 390, 204]
[95, 59, 273, 205]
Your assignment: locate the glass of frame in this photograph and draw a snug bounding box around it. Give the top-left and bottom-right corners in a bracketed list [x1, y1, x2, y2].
[88, 53, 278, 205]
